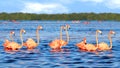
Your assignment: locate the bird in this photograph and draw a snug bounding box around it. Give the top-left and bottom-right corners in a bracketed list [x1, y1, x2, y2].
[84, 30, 102, 51]
[5, 29, 26, 51]
[3, 31, 15, 49]
[76, 37, 87, 50]
[23, 26, 42, 50]
[49, 24, 70, 50]
[98, 30, 115, 51]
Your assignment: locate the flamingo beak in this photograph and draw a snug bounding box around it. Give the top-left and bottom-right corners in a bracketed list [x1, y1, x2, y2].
[113, 33, 116, 36]
[113, 32, 116, 35]
[24, 31, 26, 34]
[68, 28, 71, 30]
[13, 33, 15, 36]
[41, 29, 43, 31]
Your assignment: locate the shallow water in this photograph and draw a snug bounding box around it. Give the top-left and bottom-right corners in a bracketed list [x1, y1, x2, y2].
[0, 20, 120, 68]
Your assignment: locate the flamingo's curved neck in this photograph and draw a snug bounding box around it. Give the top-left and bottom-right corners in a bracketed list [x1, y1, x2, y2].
[10, 33, 14, 42]
[108, 33, 112, 49]
[60, 26, 63, 40]
[20, 30, 23, 46]
[96, 31, 98, 47]
[65, 27, 69, 42]
[36, 27, 40, 45]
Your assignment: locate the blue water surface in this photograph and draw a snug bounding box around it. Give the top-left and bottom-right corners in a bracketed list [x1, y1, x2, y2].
[0, 20, 120, 68]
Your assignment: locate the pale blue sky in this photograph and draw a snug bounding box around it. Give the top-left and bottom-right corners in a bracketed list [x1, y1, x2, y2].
[0, 0, 120, 14]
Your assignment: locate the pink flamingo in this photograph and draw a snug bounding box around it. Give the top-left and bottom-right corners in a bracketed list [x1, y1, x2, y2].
[76, 30, 102, 51]
[3, 31, 15, 48]
[23, 26, 42, 50]
[4, 29, 26, 51]
[12, 20, 19, 24]
[76, 37, 87, 50]
[84, 30, 102, 51]
[49, 24, 70, 50]
[98, 30, 115, 51]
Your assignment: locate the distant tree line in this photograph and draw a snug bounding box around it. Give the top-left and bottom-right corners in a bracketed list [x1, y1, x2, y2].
[0, 12, 120, 21]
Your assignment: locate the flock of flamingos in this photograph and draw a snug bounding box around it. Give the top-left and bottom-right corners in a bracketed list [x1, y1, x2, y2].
[3, 24, 115, 52]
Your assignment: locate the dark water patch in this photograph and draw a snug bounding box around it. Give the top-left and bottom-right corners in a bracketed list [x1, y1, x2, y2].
[3, 59, 16, 63]
[39, 43, 49, 48]
[92, 66, 117, 68]
[100, 56, 112, 59]
[41, 40, 51, 43]
[73, 61, 84, 64]
[73, 58, 82, 61]
[75, 66, 89, 68]
[26, 66, 41, 68]
[97, 61, 113, 64]
[15, 57, 38, 61]
[52, 65, 61, 68]
[62, 62, 74, 64]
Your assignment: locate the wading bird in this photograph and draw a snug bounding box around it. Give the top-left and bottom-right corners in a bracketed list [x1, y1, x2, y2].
[23, 26, 42, 50]
[85, 30, 102, 51]
[76, 30, 102, 51]
[76, 37, 87, 50]
[49, 24, 70, 50]
[3, 31, 15, 48]
[4, 29, 26, 50]
[98, 30, 115, 51]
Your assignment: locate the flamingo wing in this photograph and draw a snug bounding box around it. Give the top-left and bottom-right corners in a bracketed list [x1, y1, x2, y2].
[76, 42, 86, 50]
[3, 40, 11, 47]
[98, 42, 109, 50]
[85, 44, 96, 51]
[24, 38, 37, 49]
[6, 42, 20, 50]
[49, 39, 61, 49]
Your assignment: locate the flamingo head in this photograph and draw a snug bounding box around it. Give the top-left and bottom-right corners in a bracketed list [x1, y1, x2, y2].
[110, 30, 115, 35]
[97, 30, 102, 34]
[5, 39, 10, 43]
[3, 39, 10, 46]
[61, 26, 65, 29]
[21, 29, 26, 33]
[62, 24, 70, 30]
[37, 26, 43, 30]
[66, 24, 70, 29]
[10, 31, 15, 36]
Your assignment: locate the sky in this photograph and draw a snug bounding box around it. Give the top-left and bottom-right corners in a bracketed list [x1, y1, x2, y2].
[0, 0, 120, 14]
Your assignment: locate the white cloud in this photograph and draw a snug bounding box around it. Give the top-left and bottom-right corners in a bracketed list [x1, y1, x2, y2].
[58, 0, 76, 4]
[20, 2, 68, 14]
[105, 0, 120, 9]
[80, 0, 104, 3]
[53, 0, 103, 4]
[80, 0, 120, 9]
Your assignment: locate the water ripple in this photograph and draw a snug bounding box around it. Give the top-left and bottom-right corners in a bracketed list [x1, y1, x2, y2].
[0, 20, 120, 68]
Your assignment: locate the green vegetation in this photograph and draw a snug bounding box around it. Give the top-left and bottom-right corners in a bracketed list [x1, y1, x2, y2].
[0, 12, 120, 21]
